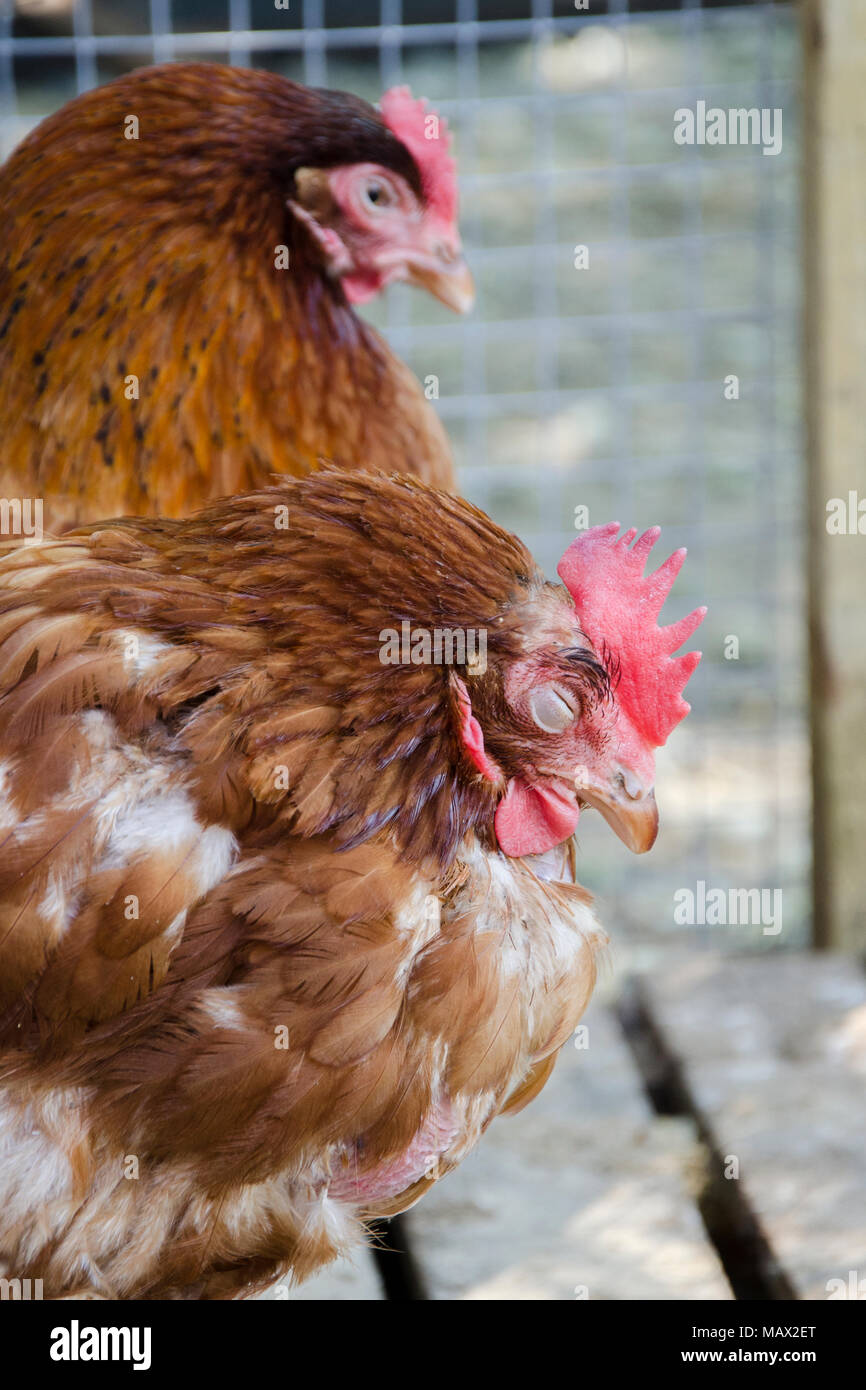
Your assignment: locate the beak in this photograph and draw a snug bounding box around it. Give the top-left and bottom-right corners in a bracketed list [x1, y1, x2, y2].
[576, 766, 659, 855]
[404, 245, 475, 314]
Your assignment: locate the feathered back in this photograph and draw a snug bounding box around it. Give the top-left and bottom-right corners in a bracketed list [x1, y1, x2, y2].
[0, 471, 536, 867]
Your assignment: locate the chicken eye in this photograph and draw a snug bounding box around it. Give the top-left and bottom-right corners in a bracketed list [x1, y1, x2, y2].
[529, 685, 575, 734]
[362, 180, 390, 210]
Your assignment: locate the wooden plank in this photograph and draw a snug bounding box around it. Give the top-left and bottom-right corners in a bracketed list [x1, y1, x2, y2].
[406, 999, 731, 1300]
[641, 950, 866, 1299]
[802, 0, 866, 950]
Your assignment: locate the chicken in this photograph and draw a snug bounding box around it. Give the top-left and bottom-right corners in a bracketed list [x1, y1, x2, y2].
[0, 469, 704, 1299]
[0, 65, 471, 528]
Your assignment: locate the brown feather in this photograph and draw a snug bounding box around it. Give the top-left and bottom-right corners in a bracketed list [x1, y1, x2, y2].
[0, 470, 610, 1299]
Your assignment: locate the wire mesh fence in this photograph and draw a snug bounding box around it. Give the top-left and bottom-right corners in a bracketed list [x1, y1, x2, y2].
[0, 0, 807, 945]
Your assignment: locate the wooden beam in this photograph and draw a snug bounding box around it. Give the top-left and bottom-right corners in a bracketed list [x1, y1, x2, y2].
[641, 951, 866, 1299]
[803, 0, 866, 950]
[408, 1001, 730, 1300]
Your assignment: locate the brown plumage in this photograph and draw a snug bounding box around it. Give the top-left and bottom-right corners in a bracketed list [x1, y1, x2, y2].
[0, 65, 472, 529]
[0, 470, 702, 1299]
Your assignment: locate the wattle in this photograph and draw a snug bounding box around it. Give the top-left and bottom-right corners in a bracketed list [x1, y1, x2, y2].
[494, 778, 580, 857]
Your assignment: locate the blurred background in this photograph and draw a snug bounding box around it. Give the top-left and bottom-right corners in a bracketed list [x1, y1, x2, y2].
[1, 0, 863, 1301]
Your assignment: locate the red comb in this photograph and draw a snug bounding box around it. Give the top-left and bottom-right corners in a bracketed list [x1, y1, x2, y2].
[380, 86, 458, 225]
[557, 524, 705, 751]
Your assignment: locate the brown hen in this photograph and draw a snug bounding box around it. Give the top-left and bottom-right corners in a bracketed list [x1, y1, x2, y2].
[0, 470, 703, 1298]
[0, 65, 472, 528]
